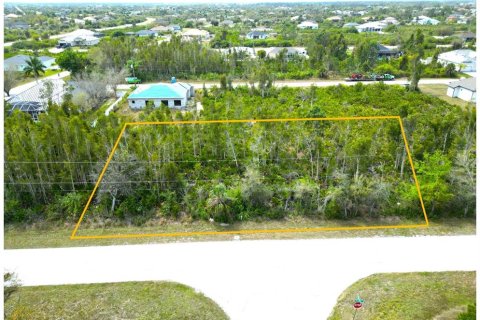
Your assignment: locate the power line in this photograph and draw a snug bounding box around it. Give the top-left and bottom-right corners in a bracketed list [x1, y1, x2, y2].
[4, 154, 395, 164]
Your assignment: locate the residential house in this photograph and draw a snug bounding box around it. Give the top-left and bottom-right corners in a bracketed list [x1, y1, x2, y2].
[252, 26, 273, 32]
[83, 16, 97, 24]
[411, 16, 440, 25]
[136, 30, 158, 37]
[151, 25, 170, 33]
[8, 79, 66, 121]
[220, 20, 235, 27]
[58, 35, 99, 47]
[297, 21, 318, 29]
[326, 16, 342, 23]
[355, 21, 387, 33]
[382, 16, 399, 25]
[446, 14, 468, 24]
[168, 24, 182, 32]
[266, 47, 308, 59]
[438, 49, 476, 72]
[458, 32, 476, 43]
[5, 13, 21, 19]
[4, 55, 56, 72]
[377, 44, 402, 59]
[447, 77, 476, 102]
[246, 31, 269, 40]
[57, 29, 99, 47]
[101, 15, 113, 22]
[216, 47, 256, 59]
[7, 21, 29, 29]
[181, 28, 211, 41]
[360, 16, 375, 22]
[128, 79, 194, 109]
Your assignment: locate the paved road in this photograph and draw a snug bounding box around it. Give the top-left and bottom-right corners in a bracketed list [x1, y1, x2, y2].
[117, 78, 458, 91]
[95, 17, 156, 32]
[4, 235, 476, 320]
[7, 71, 71, 97]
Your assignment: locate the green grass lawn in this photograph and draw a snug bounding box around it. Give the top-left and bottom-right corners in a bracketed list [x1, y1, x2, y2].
[5, 281, 229, 320]
[419, 84, 476, 108]
[4, 217, 475, 249]
[15, 69, 62, 86]
[328, 271, 476, 320]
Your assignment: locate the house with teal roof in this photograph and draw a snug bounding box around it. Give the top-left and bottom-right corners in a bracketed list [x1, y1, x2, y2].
[127, 80, 194, 109]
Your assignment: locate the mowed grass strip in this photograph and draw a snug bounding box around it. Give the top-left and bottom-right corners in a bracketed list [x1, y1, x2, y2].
[4, 218, 475, 249]
[328, 271, 476, 320]
[5, 281, 229, 320]
[418, 84, 476, 108]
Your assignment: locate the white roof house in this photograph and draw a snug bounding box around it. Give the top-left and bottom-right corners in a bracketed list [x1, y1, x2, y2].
[128, 80, 194, 109]
[382, 17, 399, 25]
[355, 21, 387, 33]
[438, 49, 476, 72]
[411, 16, 440, 25]
[447, 77, 476, 102]
[181, 28, 211, 41]
[297, 21, 318, 29]
[215, 47, 256, 59]
[58, 29, 99, 46]
[266, 47, 308, 59]
[151, 25, 170, 33]
[326, 16, 342, 22]
[59, 35, 99, 46]
[5, 13, 21, 19]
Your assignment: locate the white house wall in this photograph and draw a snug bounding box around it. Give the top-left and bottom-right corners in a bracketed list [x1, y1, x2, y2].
[447, 87, 455, 97]
[457, 88, 475, 102]
[128, 98, 187, 109]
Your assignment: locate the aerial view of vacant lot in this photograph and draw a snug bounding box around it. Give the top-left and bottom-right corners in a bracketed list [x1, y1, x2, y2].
[3, 0, 477, 319]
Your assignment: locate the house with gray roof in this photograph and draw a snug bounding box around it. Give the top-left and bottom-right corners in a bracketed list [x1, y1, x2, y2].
[8, 79, 66, 121]
[246, 31, 268, 40]
[377, 44, 402, 59]
[4, 55, 56, 72]
[266, 47, 308, 59]
[136, 30, 158, 37]
[447, 77, 476, 102]
[220, 20, 235, 27]
[128, 78, 194, 109]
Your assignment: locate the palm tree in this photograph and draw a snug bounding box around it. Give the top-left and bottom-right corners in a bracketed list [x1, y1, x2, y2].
[23, 56, 46, 82]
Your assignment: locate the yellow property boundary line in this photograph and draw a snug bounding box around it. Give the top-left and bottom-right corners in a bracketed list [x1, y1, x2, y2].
[70, 116, 428, 240]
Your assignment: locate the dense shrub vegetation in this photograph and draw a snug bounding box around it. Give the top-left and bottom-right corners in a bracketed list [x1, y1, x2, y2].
[4, 83, 475, 225]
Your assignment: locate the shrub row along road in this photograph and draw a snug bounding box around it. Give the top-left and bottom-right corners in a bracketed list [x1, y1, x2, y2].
[4, 235, 476, 320]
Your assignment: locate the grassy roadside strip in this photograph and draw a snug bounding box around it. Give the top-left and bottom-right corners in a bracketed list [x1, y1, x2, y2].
[13, 69, 63, 87]
[4, 218, 475, 249]
[419, 84, 476, 108]
[328, 271, 476, 320]
[4, 281, 229, 320]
